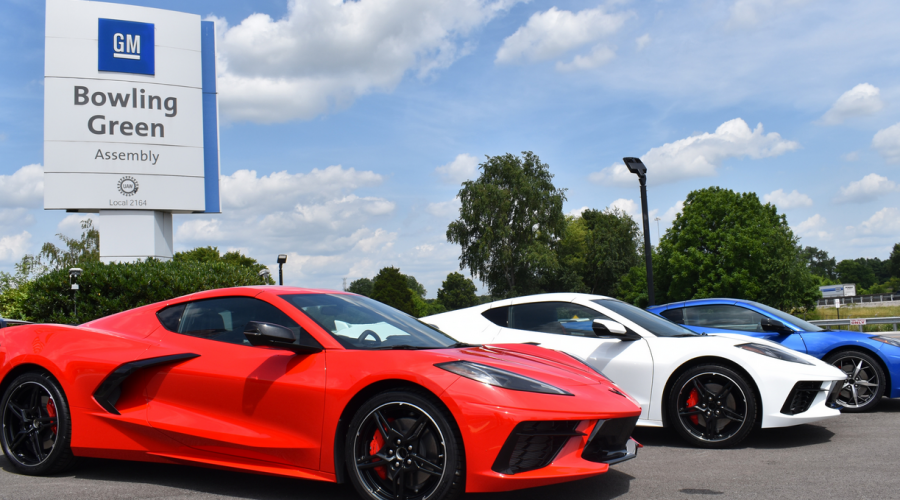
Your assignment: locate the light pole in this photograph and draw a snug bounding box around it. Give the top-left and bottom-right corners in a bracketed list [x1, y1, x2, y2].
[69, 268, 82, 322]
[277, 254, 287, 286]
[623, 157, 655, 306]
[258, 268, 271, 284]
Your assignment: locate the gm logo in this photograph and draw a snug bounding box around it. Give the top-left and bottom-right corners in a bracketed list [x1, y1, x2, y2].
[98, 19, 155, 76]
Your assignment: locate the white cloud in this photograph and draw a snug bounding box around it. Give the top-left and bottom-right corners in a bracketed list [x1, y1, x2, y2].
[837, 173, 898, 203]
[555, 45, 616, 72]
[607, 198, 657, 220]
[495, 6, 629, 67]
[426, 197, 461, 218]
[221, 165, 383, 212]
[872, 123, 900, 163]
[856, 207, 900, 236]
[213, 0, 524, 123]
[0, 209, 34, 229]
[0, 165, 43, 208]
[176, 219, 226, 242]
[795, 214, 832, 240]
[57, 214, 98, 237]
[663, 200, 685, 222]
[635, 33, 651, 51]
[0, 231, 31, 262]
[590, 118, 799, 185]
[762, 189, 813, 209]
[820, 83, 884, 125]
[568, 206, 589, 217]
[435, 154, 479, 184]
[842, 151, 859, 162]
[728, 0, 810, 28]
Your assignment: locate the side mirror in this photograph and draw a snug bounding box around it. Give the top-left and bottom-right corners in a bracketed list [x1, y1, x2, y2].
[592, 319, 640, 341]
[244, 321, 324, 354]
[760, 317, 792, 334]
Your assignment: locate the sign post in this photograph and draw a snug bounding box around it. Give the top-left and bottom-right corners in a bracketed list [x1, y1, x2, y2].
[44, 0, 220, 262]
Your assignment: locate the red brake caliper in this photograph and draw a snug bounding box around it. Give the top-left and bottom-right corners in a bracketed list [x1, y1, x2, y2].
[686, 389, 699, 425]
[369, 424, 387, 479]
[47, 399, 58, 435]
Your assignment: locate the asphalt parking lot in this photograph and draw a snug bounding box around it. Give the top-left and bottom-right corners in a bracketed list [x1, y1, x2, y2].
[1, 400, 898, 500]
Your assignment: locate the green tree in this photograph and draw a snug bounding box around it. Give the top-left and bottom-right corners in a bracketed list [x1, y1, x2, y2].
[616, 263, 650, 308]
[581, 208, 642, 296]
[890, 243, 900, 278]
[800, 246, 837, 280]
[437, 272, 479, 311]
[446, 151, 567, 297]
[540, 216, 589, 293]
[348, 277, 374, 297]
[32, 219, 100, 273]
[174, 246, 271, 282]
[370, 267, 417, 315]
[403, 274, 427, 298]
[835, 259, 877, 289]
[655, 187, 820, 311]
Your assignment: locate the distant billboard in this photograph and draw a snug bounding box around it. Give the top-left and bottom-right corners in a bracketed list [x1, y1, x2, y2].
[43, 0, 220, 213]
[819, 284, 856, 298]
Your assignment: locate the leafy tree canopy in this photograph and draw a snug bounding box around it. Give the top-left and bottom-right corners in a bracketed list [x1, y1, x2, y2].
[891, 243, 900, 279]
[800, 246, 837, 280]
[580, 208, 642, 296]
[447, 151, 566, 297]
[437, 272, 479, 311]
[835, 259, 877, 289]
[404, 274, 427, 298]
[655, 187, 820, 311]
[370, 266, 417, 316]
[348, 277, 374, 297]
[174, 246, 272, 283]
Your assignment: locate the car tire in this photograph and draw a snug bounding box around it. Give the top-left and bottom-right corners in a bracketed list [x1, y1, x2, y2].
[345, 389, 465, 500]
[824, 350, 885, 413]
[668, 364, 758, 449]
[0, 371, 78, 475]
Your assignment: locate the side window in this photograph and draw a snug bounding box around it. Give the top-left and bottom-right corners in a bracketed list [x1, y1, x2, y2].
[157, 303, 186, 332]
[176, 297, 303, 346]
[683, 305, 766, 332]
[508, 302, 611, 337]
[659, 308, 684, 324]
[482, 306, 509, 327]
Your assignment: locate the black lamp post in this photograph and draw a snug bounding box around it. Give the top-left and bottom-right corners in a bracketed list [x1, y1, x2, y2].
[277, 254, 287, 286]
[623, 157, 655, 306]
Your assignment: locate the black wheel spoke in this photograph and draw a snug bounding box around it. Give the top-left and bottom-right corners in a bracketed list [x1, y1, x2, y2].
[357, 458, 389, 470]
[29, 386, 41, 413]
[717, 382, 733, 399]
[692, 379, 710, 398]
[38, 416, 57, 424]
[394, 468, 406, 500]
[28, 431, 44, 461]
[413, 455, 443, 476]
[10, 429, 29, 450]
[403, 415, 428, 441]
[721, 408, 744, 422]
[679, 408, 703, 416]
[704, 414, 718, 435]
[6, 401, 26, 422]
[373, 410, 392, 440]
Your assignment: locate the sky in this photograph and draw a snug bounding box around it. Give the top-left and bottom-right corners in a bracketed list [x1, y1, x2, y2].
[2, 0, 900, 298]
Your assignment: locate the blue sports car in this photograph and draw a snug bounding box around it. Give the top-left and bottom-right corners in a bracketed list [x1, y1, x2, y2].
[647, 299, 900, 412]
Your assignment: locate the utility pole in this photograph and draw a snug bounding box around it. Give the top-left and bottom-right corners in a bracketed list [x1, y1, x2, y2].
[623, 157, 655, 306]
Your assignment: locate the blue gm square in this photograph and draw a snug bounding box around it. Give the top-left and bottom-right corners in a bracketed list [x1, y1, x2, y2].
[98, 18, 155, 75]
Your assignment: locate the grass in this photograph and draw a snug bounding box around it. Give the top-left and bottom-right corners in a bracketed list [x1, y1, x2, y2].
[799, 305, 900, 333]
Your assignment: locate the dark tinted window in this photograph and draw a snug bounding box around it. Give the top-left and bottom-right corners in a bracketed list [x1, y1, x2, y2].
[660, 308, 683, 324]
[592, 299, 697, 337]
[177, 297, 302, 346]
[509, 302, 611, 337]
[482, 306, 509, 327]
[683, 305, 766, 332]
[157, 303, 186, 332]
[280, 294, 457, 350]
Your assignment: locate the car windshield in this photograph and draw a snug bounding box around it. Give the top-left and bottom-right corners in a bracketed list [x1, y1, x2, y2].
[280, 293, 459, 350]
[592, 299, 699, 337]
[747, 301, 824, 332]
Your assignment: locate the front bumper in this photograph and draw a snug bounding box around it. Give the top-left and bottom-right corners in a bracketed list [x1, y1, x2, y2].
[762, 378, 844, 428]
[440, 378, 642, 493]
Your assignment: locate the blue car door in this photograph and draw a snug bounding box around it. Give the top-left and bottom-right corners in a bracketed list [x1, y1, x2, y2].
[680, 304, 808, 353]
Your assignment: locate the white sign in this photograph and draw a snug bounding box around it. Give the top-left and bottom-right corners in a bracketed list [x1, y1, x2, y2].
[44, 0, 220, 214]
[835, 298, 841, 308]
[850, 318, 867, 326]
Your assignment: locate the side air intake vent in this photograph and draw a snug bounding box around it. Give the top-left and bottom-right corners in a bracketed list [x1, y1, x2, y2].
[491, 421, 582, 475]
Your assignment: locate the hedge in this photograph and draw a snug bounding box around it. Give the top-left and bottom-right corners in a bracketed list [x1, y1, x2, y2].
[24, 259, 267, 324]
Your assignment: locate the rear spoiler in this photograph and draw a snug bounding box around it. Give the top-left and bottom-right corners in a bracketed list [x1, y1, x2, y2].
[0, 319, 32, 328]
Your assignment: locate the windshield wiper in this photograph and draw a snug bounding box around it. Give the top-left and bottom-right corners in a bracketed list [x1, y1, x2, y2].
[446, 342, 481, 349]
[371, 344, 429, 350]
[671, 333, 700, 337]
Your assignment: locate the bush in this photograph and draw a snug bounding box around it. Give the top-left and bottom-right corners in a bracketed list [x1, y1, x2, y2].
[24, 259, 268, 324]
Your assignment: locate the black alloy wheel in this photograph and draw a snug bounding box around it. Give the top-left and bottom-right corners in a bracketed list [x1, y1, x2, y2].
[346, 390, 464, 500]
[1, 372, 77, 475]
[669, 364, 757, 449]
[825, 350, 885, 412]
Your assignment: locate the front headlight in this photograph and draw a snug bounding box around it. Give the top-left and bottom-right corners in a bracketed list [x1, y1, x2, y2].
[871, 336, 900, 348]
[735, 343, 814, 365]
[435, 361, 573, 396]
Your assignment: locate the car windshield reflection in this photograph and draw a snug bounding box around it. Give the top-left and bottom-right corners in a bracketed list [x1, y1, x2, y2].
[280, 293, 459, 350]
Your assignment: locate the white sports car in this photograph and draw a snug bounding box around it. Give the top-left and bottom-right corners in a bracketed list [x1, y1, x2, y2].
[423, 293, 847, 448]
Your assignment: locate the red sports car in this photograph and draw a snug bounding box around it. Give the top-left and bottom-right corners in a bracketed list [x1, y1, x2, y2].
[0, 287, 641, 500]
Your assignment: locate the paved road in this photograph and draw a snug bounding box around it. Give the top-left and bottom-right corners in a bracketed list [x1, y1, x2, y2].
[2, 400, 899, 499]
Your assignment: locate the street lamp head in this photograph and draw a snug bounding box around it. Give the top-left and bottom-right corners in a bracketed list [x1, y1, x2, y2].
[623, 157, 647, 177]
[69, 268, 83, 278]
[258, 269, 271, 278]
[277, 254, 288, 264]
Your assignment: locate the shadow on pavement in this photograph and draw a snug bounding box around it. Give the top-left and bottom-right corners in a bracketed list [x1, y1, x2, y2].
[872, 398, 900, 413]
[632, 423, 834, 450]
[467, 469, 634, 500]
